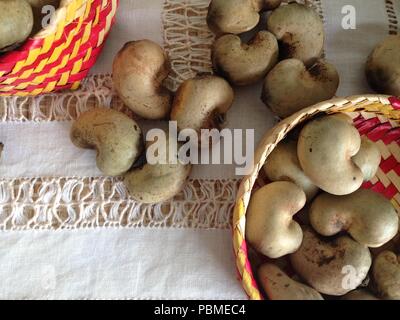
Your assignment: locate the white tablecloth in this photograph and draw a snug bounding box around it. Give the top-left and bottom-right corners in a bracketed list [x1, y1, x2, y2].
[0, 0, 398, 299]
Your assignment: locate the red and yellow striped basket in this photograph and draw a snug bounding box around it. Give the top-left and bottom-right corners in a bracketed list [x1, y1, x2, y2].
[0, 0, 118, 96]
[232, 95, 400, 300]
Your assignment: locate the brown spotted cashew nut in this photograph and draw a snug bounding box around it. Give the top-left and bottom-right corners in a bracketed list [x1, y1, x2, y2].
[263, 139, 319, 201]
[310, 189, 399, 248]
[207, 0, 282, 35]
[124, 136, 191, 204]
[290, 228, 372, 296]
[246, 181, 305, 259]
[0, 0, 33, 51]
[341, 289, 379, 300]
[353, 137, 381, 181]
[258, 263, 323, 300]
[113, 40, 172, 120]
[170, 76, 234, 132]
[297, 115, 363, 195]
[267, 2, 324, 65]
[366, 35, 400, 96]
[71, 108, 143, 176]
[373, 251, 400, 300]
[212, 31, 278, 86]
[262, 58, 339, 118]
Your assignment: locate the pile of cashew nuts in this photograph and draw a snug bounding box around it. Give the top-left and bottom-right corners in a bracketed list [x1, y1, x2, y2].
[247, 113, 400, 300]
[67, 0, 400, 298]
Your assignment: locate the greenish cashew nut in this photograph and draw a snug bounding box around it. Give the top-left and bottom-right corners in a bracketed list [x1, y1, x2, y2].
[124, 137, 191, 204]
[170, 75, 234, 133]
[267, 2, 324, 65]
[366, 35, 400, 96]
[290, 228, 372, 296]
[297, 115, 363, 195]
[246, 181, 305, 259]
[0, 0, 33, 51]
[310, 188, 399, 248]
[207, 0, 282, 35]
[212, 31, 278, 86]
[373, 251, 400, 300]
[263, 139, 319, 202]
[262, 58, 339, 118]
[70, 108, 143, 177]
[258, 263, 323, 300]
[113, 40, 172, 120]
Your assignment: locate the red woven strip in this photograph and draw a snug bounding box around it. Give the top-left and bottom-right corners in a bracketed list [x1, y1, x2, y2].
[383, 184, 398, 199]
[389, 96, 400, 109]
[366, 122, 393, 141]
[380, 155, 398, 173]
[354, 117, 382, 135]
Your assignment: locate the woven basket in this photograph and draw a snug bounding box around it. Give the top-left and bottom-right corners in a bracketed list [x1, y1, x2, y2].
[232, 95, 400, 300]
[0, 0, 118, 96]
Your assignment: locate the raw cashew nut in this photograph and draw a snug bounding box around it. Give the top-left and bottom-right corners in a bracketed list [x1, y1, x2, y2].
[297, 115, 363, 195]
[373, 251, 400, 300]
[258, 263, 323, 300]
[246, 181, 305, 258]
[207, 0, 282, 35]
[310, 188, 399, 248]
[366, 35, 400, 96]
[263, 139, 319, 201]
[70, 108, 143, 176]
[290, 228, 372, 296]
[0, 0, 33, 51]
[212, 31, 278, 86]
[267, 2, 324, 64]
[262, 59, 339, 118]
[170, 76, 234, 132]
[124, 136, 191, 204]
[353, 137, 381, 181]
[113, 40, 172, 120]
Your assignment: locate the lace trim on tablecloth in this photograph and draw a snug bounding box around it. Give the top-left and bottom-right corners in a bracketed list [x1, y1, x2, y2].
[0, 177, 239, 230]
[386, 0, 399, 34]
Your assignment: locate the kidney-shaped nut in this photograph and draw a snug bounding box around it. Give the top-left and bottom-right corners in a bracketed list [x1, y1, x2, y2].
[258, 263, 323, 300]
[113, 40, 172, 120]
[290, 228, 372, 296]
[366, 35, 400, 96]
[298, 115, 363, 195]
[124, 136, 191, 204]
[267, 2, 324, 64]
[263, 139, 319, 201]
[212, 31, 278, 86]
[246, 181, 305, 259]
[373, 251, 400, 300]
[207, 0, 282, 35]
[0, 0, 33, 51]
[170, 75, 234, 132]
[352, 137, 381, 181]
[262, 59, 339, 118]
[341, 289, 379, 300]
[71, 108, 143, 176]
[310, 189, 399, 248]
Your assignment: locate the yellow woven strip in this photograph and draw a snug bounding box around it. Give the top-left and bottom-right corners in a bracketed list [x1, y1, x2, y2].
[70, 39, 81, 59]
[48, 45, 65, 64]
[93, 5, 100, 26]
[58, 71, 70, 86]
[32, 74, 47, 85]
[71, 59, 83, 75]
[24, 48, 42, 67]
[81, 22, 92, 45]
[34, 59, 49, 73]
[41, 35, 55, 54]
[1, 77, 17, 85]
[97, 29, 105, 47]
[0, 71, 4, 77]
[15, 82, 29, 90]
[19, 68, 35, 80]
[31, 88, 43, 95]
[71, 81, 80, 90]
[12, 60, 26, 75]
[83, 47, 92, 62]
[44, 81, 57, 92]
[84, 0, 91, 18]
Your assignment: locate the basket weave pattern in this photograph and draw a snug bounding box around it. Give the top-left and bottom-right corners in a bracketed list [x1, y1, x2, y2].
[232, 95, 400, 300]
[0, 0, 118, 96]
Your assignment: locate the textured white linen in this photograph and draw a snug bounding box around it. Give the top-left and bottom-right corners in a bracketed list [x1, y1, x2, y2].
[0, 228, 246, 300]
